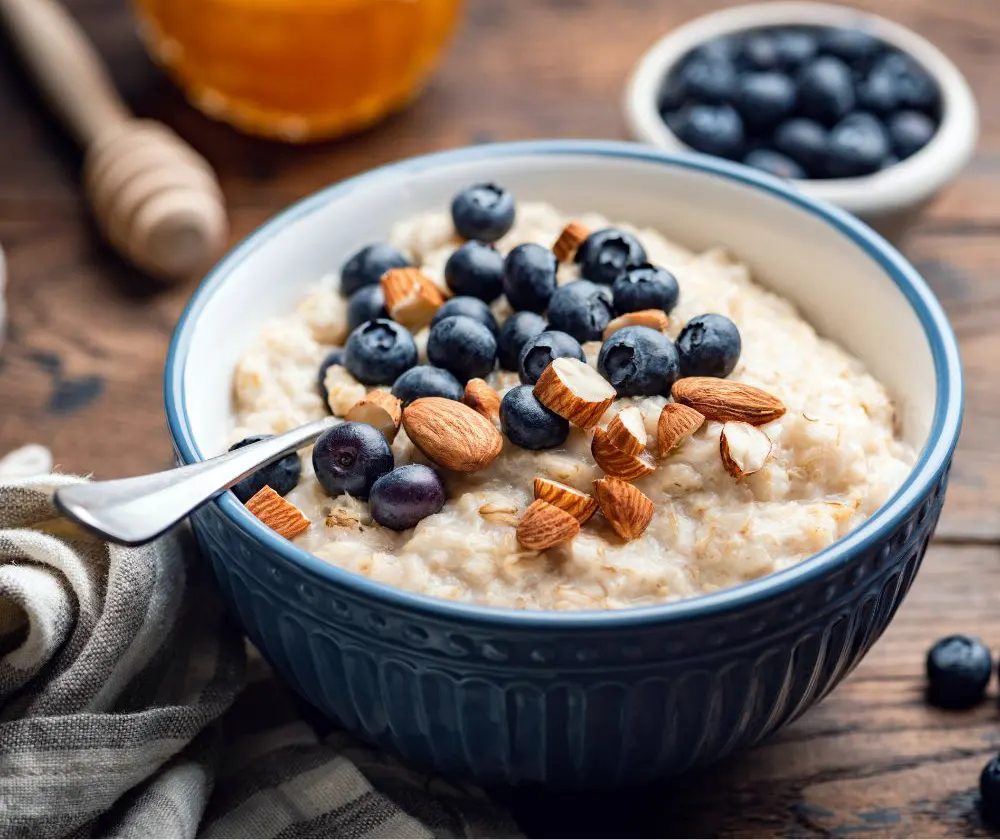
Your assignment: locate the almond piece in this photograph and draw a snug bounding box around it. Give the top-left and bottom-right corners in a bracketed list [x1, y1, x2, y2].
[533, 477, 599, 524]
[345, 390, 402, 443]
[606, 405, 646, 456]
[720, 421, 773, 478]
[672, 377, 786, 425]
[534, 357, 616, 429]
[657, 402, 705, 457]
[552, 221, 590, 262]
[591, 427, 657, 480]
[402, 397, 503, 473]
[463, 378, 501, 423]
[381, 267, 444, 330]
[602, 309, 670, 340]
[245, 486, 310, 540]
[516, 499, 580, 550]
[593, 477, 654, 541]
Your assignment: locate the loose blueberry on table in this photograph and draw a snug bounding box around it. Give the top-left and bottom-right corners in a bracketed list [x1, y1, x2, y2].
[925, 634, 992, 709]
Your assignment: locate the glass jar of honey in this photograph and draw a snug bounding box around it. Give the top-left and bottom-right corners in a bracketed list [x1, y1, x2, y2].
[132, 0, 463, 142]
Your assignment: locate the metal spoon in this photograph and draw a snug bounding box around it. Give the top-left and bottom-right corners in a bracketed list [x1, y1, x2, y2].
[53, 416, 337, 546]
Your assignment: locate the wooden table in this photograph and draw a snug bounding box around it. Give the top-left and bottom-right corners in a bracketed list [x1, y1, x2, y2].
[1, 0, 998, 835]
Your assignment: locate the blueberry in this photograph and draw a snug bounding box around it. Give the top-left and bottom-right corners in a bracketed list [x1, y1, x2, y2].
[676, 313, 742, 378]
[431, 296, 499, 336]
[887, 110, 936, 159]
[346, 285, 387, 331]
[444, 241, 504, 302]
[675, 56, 738, 104]
[743, 148, 805, 180]
[312, 421, 394, 500]
[735, 72, 797, 132]
[773, 28, 819, 70]
[340, 243, 411, 297]
[518, 330, 585, 385]
[503, 243, 558, 312]
[344, 318, 418, 386]
[391, 365, 463, 405]
[741, 32, 781, 71]
[546, 281, 614, 343]
[796, 56, 855, 126]
[228, 435, 302, 503]
[500, 385, 569, 450]
[612, 264, 679, 314]
[317, 348, 344, 408]
[576, 228, 648, 285]
[497, 311, 547, 371]
[672, 104, 746, 160]
[450, 183, 515, 242]
[688, 35, 741, 64]
[825, 112, 890, 178]
[880, 154, 899, 171]
[925, 635, 992, 710]
[874, 52, 939, 113]
[598, 326, 680, 397]
[773, 118, 828, 175]
[657, 72, 688, 113]
[819, 27, 883, 69]
[426, 315, 497, 382]
[369, 464, 446, 531]
[856, 69, 900, 114]
[981, 755, 1000, 826]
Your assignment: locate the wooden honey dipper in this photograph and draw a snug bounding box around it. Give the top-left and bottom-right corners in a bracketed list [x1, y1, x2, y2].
[0, 0, 228, 282]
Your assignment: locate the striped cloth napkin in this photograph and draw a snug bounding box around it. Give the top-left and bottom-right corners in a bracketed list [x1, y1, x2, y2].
[0, 446, 518, 839]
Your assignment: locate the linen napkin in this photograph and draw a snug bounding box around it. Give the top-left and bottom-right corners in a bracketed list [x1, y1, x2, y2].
[0, 445, 518, 839]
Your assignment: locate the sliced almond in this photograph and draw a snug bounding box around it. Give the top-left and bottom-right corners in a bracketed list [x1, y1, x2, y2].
[245, 486, 310, 540]
[552, 221, 590, 262]
[657, 402, 705, 457]
[672, 377, 786, 425]
[591, 427, 657, 480]
[381, 267, 445, 330]
[345, 390, 402, 443]
[534, 357, 616, 429]
[593, 477, 654, 541]
[720, 421, 773, 478]
[463, 378, 501, 423]
[516, 499, 580, 550]
[602, 309, 670, 340]
[533, 477, 599, 524]
[402, 397, 503, 473]
[606, 406, 647, 456]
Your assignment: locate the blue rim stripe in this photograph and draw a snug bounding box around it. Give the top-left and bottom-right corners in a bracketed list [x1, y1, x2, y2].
[164, 139, 963, 630]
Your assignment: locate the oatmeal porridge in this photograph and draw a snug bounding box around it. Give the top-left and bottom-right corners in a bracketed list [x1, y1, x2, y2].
[230, 186, 915, 611]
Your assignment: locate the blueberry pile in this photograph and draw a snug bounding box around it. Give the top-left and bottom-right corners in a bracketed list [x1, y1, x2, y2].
[659, 26, 940, 179]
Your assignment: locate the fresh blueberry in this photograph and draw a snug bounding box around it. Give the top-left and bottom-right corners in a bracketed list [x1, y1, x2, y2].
[676, 313, 742, 378]
[391, 365, 463, 405]
[312, 421, 394, 500]
[426, 315, 497, 382]
[796, 56, 855, 126]
[819, 27, 884, 69]
[735, 72, 797, 131]
[598, 326, 680, 397]
[503, 243, 558, 312]
[497, 311, 547, 371]
[874, 52, 939, 113]
[743, 148, 806, 180]
[856, 68, 900, 114]
[880, 154, 900, 170]
[887, 110, 936, 159]
[444, 241, 504, 302]
[500, 385, 569, 450]
[672, 103, 746, 159]
[228, 435, 302, 503]
[688, 35, 741, 64]
[925, 635, 992, 710]
[369, 464, 446, 531]
[518, 330, 585, 385]
[773, 28, 818, 70]
[741, 32, 781, 71]
[344, 318, 418, 386]
[657, 72, 688, 113]
[317, 348, 344, 408]
[981, 754, 1000, 826]
[825, 112, 890, 178]
[675, 55, 739, 104]
[612, 264, 679, 314]
[346, 284, 387, 331]
[340, 243, 411, 297]
[450, 183, 515, 242]
[773, 118, 828, 175]
[431, 296, 499, 336]
[546, 281, 614, 343]
[576, 228, 648, 286]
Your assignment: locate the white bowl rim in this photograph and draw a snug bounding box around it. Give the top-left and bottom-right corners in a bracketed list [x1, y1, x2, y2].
[624, 1, 979, 217]
[165, 139, 963, 629]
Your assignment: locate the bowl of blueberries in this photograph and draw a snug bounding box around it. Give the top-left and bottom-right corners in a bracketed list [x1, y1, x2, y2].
[624, 1, 978, 238]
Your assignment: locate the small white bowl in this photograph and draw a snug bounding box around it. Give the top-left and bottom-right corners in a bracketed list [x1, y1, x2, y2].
[624, 1, 978, 238]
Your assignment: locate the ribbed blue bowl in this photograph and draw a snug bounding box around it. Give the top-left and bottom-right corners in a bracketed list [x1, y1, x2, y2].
[166, 141, 962, 787]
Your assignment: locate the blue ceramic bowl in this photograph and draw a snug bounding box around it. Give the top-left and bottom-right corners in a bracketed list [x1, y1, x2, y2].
[165, 141, 962, 787]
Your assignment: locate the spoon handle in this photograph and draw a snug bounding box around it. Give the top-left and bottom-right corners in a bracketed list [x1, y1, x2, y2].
[54, 417, 337, 546]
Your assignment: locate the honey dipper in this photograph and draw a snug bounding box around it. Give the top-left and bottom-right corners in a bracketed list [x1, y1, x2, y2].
[0, 0, 228, 282]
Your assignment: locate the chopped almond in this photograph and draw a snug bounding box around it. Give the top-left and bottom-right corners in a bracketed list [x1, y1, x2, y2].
[591, 427, 656, 480]
[606, 406, 646, 456]
[533, 477, 599, 524]
[603, 309, 670, 340]
[381, 267, 444, 330]
[245, 486, 310, 540]
[552, 221, 590, 262]
[657, 403, 705, 457]
[516, 499, 580, 550]
[720, 422, 772, 477]
[534, 357, 616, 429]
[463, 378, 501, 423]
[593, 477, 654, 541]
[345, 390, 402, 442]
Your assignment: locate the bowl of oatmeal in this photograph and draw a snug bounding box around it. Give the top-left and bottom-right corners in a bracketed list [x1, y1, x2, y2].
[165, 140, 961, 786]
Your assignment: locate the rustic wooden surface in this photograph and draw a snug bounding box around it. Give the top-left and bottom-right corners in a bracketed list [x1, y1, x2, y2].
[1, 0, 999, 836]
